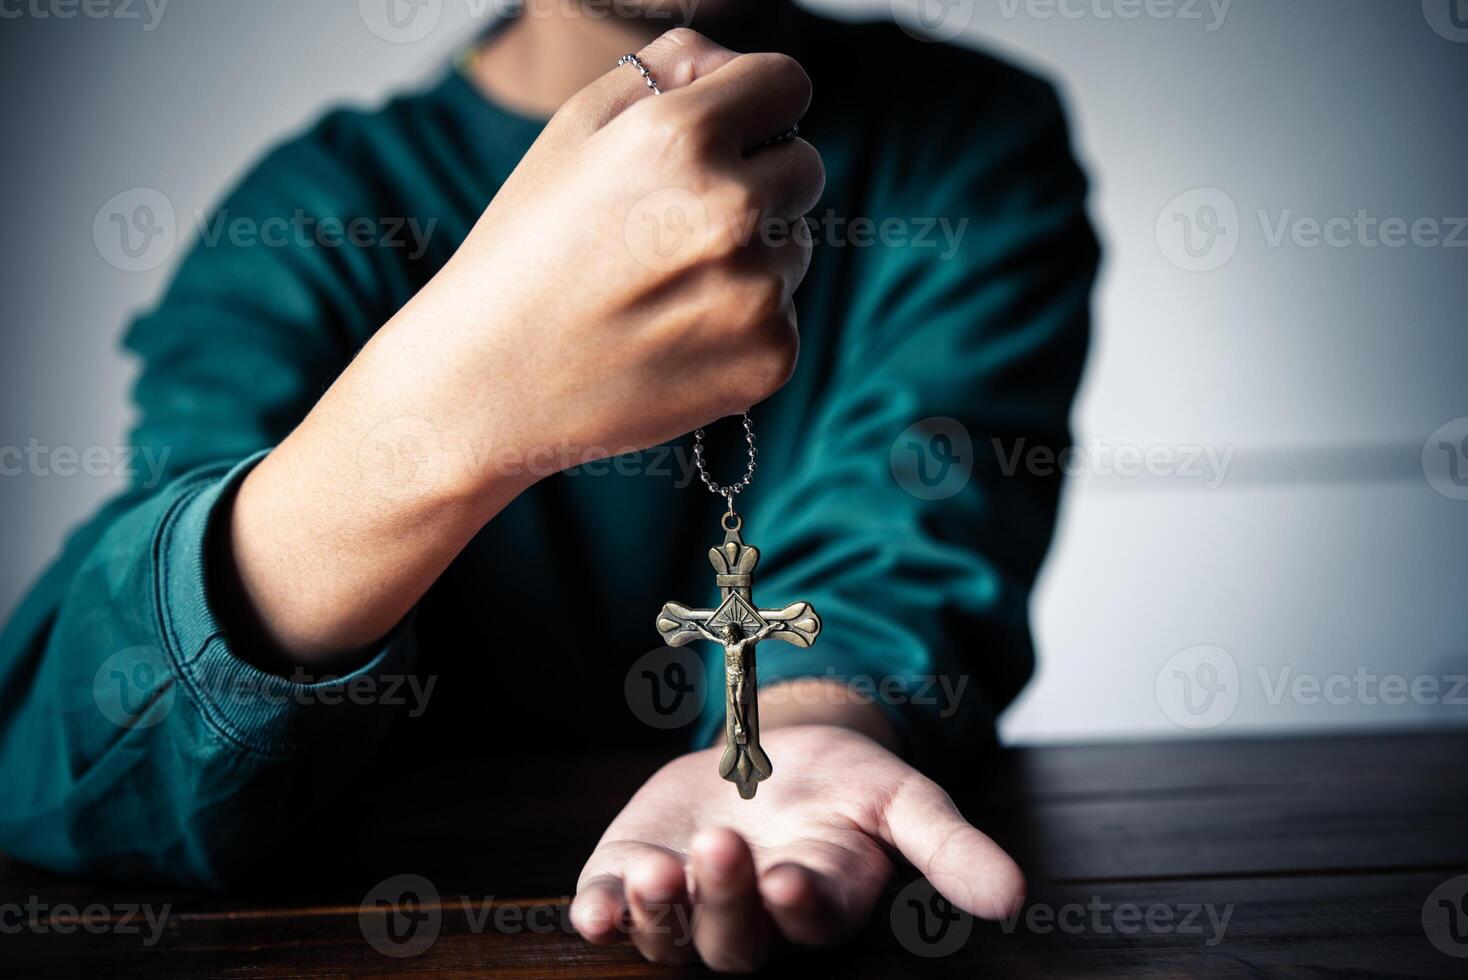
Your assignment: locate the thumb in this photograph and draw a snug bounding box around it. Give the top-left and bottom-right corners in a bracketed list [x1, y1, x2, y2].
[879, 771, 1026, 921]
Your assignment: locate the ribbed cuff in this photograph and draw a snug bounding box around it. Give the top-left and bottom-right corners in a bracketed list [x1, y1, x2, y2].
[152, 452, 418, 758]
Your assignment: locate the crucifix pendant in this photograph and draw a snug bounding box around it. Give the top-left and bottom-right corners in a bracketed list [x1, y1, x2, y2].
[655, 505, 822, 799]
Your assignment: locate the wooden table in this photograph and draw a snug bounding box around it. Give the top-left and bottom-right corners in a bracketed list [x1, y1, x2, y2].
[5, 731, 1466, 977]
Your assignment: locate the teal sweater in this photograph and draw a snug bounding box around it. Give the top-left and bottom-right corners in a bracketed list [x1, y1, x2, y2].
[0, 14, 1096, 889]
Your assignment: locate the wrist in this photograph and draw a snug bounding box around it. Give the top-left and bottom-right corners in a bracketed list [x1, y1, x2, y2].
[220, 310, 541, 663]
[757, 678, 900, 753]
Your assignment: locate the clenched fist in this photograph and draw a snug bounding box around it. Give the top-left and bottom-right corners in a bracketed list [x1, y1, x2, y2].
[406, 28, 825, 479]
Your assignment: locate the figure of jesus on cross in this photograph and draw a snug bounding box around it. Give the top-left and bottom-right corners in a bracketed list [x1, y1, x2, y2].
[655, 515, 822, 799]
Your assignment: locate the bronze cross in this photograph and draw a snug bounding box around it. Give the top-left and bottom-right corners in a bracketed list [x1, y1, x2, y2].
[655, 518, 822, 799]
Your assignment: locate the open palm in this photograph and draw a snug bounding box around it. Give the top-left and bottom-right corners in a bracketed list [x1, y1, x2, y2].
[570, 724, 1024, 971]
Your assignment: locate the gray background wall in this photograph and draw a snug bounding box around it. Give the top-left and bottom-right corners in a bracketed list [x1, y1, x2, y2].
[1, 0, 1464, 742]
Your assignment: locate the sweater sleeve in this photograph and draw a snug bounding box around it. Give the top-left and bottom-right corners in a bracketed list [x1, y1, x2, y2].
[696, 77, 1098, 780]
[0, 122, 421, 889]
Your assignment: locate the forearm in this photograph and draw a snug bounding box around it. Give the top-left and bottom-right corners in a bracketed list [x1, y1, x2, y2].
[221, 292, 538, 667]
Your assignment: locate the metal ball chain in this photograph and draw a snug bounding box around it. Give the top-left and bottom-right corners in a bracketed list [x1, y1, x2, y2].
[617, 53, 663, 95]
[693, 415, 758, 504]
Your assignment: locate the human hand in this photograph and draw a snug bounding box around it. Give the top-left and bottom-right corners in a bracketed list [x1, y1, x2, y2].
[570, 725, 1024, 972]
[396, 27, 825, 490]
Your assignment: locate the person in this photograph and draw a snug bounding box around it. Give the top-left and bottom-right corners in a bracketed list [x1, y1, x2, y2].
[0, 0, 1097, 970]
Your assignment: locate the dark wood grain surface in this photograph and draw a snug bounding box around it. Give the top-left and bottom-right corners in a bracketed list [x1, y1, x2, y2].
[4, 731, 1466, 978]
